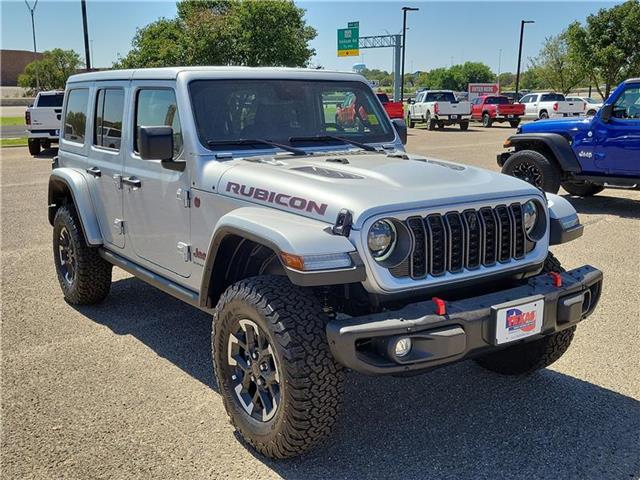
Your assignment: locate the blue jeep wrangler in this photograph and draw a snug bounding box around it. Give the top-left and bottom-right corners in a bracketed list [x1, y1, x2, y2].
[498, 78, 640, 196]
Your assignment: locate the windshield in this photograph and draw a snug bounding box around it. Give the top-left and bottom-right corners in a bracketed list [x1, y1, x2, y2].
[376, 93, 390, 103]
[189, 80, 394, 150]
[37, 93, 64, 107]
[425, 92, 456, 102]
[585, 98, 599, 104]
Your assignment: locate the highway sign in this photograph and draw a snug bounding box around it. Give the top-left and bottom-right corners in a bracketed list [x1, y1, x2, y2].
[338, 23, 359, 57]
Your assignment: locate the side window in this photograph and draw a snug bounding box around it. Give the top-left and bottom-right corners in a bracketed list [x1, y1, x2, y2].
[612, 87, 640, 120]
[63, 89, 89, 144]
[94, 89, 124, 151]
[135, 89, 183, 157]
[520, 95, 531, 103]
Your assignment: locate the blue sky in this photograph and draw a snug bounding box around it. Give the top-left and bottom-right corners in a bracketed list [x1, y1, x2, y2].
[1, 0, 623, 73]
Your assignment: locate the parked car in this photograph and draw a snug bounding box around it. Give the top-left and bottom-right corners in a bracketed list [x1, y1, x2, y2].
[49, 67, 602, 459]
[376, 92, 404, 119]
[407, 90, 471, 130]
[565, 96, 603, 116]
[518, 92, 584, 119]
[471, 95, 525, 128]
[25, 90, 64, 155]
[498, 78, 640, 196]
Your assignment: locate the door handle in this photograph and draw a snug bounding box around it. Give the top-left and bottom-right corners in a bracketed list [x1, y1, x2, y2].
[86, 166, 102, 177]
[122, 176, 142, 189]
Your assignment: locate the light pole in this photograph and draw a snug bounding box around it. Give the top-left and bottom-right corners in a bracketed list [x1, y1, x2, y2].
[515, 20, 534, 99]
[24, 0, 40, 91]
[80, 0, 91, 70]
[497, 48, 502, 91]
[400, 6, 419, 102]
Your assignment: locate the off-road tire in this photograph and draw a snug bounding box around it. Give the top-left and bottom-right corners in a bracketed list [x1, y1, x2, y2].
[482, 113, 493, 128]
[212, 275, 345, 459]
[539, 110, 549, 119]
[509, 120, 521, 128]
[474, 252, 575, 375]
[28, 138, 40, 156]
[53, 204, 112, 304]
[501, 149, 562, 194]
[460, 121, 469, 131]
[562, 181, 604, 197]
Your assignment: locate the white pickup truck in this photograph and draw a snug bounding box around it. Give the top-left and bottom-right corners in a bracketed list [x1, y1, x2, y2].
[26, 90, 65, 155]
[407, 90, 471, 130]
[518, 92, 584, 120]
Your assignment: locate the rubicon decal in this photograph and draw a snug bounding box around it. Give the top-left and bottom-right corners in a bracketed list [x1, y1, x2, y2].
[226, 182, 328, 215]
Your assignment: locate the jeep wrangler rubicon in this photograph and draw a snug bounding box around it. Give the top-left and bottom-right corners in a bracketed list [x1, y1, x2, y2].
[499, 78, 640, 196]
[49, 67, 603, 459]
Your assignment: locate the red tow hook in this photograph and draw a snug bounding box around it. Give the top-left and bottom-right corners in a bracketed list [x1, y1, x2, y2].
[432, 297, 447, 315]
[549, 272, 563, 288]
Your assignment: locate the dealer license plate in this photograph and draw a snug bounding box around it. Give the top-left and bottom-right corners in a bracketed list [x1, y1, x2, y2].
[450, 114, 458, 120]
[507, 115, 514, 118]
[493, 297, 544, 345]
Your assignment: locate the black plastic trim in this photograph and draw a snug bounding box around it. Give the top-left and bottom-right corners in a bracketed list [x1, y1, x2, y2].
[550, 218, 584, 245]
[503, 133, 582, 173]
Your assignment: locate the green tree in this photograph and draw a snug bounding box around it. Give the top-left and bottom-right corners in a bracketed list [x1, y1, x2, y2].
[458, 61, 495, 85]
[520, 65, 546, 91]
[566, 0, 640, 98]
[498, 72, 516, 89]
[532, 33, 585, 94]
[116, 0, 316, 68]
[18, 49, 83, 93]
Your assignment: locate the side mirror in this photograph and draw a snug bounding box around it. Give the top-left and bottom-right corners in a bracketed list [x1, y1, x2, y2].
[600, 104, 613, 123]
[138, 126, 185, 171]
[392, 118, 407, 145]
[407, 98, 415, 105]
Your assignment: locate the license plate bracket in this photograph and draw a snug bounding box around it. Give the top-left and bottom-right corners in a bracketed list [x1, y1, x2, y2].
[491, 295, 545, 345]
[450, 114, 458, 120]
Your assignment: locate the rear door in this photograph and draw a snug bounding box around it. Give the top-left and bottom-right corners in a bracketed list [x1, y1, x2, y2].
[86, 84, 127, 248]
[593, 85, 640, 174]
[122, 83, 192, 278]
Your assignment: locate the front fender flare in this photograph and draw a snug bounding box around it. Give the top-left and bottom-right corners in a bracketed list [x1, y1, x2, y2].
[199, 207, 364, 308]
[547, 193, 584, 245]
[504, 133, 582, 173]
[48, 168, 103, 245]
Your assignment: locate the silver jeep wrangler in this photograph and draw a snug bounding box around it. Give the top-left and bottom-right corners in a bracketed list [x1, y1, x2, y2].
[49, 67, 603, 459]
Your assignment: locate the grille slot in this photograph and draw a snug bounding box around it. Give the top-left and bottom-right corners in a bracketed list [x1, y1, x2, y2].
[389, 203, 529, 279]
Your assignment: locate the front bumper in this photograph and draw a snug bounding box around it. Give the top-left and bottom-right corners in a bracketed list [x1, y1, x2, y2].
[326, 265, 602, 375]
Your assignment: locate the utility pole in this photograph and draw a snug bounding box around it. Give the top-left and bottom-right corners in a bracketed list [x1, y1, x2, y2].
[400, 6, 419, 102]
[515, 20, 534, 100]
[497, 49, 502, 92]
[24, 0, 40, 91]
[81, 0, 91, 70]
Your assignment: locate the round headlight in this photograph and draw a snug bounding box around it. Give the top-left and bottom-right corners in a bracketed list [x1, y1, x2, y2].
[523, 200, 538, 234]
[368, 220, 396, 260]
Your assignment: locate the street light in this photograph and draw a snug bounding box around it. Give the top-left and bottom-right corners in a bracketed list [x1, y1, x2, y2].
[80, 0, 91, 70]
[515, 20, 535, 100]
[23, 0, 40, 91]
[400, 6, 419, 102]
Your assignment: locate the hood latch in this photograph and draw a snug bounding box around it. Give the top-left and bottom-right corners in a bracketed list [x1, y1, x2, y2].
[332, 209, 353, 237]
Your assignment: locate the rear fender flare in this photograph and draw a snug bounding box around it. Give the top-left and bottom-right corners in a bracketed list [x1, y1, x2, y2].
[505, 133, 581, 173]
[48, 168, 103, 245]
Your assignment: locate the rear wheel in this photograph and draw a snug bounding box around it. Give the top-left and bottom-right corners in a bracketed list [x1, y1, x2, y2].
[539, 110, 549, 119]
[562, 181, 604, 197]
[212, 276, 344, 459]
[426, 112, 436, 131]
[28, 138, 40, 156]
[474, 253, 576, 375]
[586, 109, 597, 116]
[460, 121, 469, 131]
[501, 149, 561, 194]
[482, 113, 493, 128]
[509, 119, 521, 128]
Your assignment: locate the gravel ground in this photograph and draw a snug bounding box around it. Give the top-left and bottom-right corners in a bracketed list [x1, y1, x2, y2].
[1, 125, 639, 479]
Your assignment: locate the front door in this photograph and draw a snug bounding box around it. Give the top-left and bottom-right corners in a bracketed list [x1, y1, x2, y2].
[87, 85, 127, 248]
[593, 85, 640, 175]
[123, 84, 192, 278]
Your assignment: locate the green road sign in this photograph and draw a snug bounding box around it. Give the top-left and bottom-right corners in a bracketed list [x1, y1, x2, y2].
[338, 23, 359, 57]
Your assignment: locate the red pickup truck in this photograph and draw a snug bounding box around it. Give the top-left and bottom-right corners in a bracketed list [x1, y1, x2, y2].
[376, 93, 404, 119]
[471, 95, 525, 128]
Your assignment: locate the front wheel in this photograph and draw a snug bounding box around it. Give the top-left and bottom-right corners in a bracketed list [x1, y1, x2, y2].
[474, 253, 576, 375]
[539, 110, 549, 119]
[562, 181, 604, 197]
[501, 149, 561, 194]
[407, 115, 415, 128]
[212, 276, 345, 459]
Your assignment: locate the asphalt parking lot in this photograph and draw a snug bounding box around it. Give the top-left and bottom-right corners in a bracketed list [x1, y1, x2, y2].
[1, 125, 639, 479]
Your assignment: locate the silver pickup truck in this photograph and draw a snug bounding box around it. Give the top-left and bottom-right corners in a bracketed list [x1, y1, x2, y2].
[49, 67, 603, 459]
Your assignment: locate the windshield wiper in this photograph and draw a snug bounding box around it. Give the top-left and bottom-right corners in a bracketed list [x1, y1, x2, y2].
[206, 138, 308, 156]
[289, 135, 379, 152]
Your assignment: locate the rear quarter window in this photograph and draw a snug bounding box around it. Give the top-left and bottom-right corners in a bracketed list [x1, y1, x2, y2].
[37, 93, 64, 108]
[63, 89, 89, 144]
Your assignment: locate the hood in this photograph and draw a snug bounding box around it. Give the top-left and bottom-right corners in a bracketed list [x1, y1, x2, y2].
[521, 116, 592, 134]
[211, 151, 542, 228]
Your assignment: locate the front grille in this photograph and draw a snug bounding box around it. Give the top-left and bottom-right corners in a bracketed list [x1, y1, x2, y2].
[391, 203, 528, 279]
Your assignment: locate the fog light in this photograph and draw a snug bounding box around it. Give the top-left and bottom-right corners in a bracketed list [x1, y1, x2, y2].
[394, 337, 412, 357]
